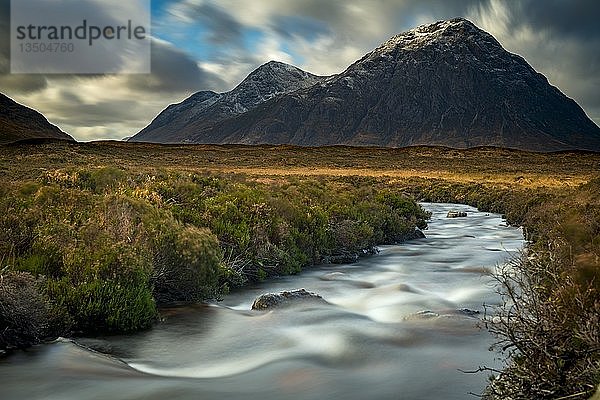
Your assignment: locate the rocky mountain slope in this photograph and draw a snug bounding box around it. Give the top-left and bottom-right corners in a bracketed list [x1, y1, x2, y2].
[131, 61, 324, 143]
[0, 93, 73, 144]
[131, 18, 600, 151]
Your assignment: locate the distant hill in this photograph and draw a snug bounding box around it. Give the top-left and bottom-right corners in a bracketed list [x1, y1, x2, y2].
[131, 18, 600, 152]
[131, 61, 324, 143]
[0, 93, 73, 145]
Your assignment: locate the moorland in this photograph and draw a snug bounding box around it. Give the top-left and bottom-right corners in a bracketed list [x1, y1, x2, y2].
[1, 141, 599, 399]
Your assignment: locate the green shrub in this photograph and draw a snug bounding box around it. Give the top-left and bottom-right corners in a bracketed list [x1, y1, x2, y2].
[76, 166, 126, 193]
[152, 225, 222, 304]
[46, 278, 155, 334]
[45, 241, 156, 333]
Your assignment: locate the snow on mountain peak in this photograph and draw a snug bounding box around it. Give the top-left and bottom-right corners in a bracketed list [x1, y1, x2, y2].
[373, 17, 494, 54]
[226, 61, 324, 112]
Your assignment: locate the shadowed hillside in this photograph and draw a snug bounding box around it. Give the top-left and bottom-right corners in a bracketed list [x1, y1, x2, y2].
[0, 93, 73, 145]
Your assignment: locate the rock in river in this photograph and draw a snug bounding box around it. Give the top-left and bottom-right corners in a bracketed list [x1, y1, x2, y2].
[251, 289, 325, 310]
[404, 228, 426, 240]
[447, 211, 468, 218]
[405, 308, 481, 321]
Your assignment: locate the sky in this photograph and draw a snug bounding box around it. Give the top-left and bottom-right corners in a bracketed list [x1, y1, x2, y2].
[0, 0, 599, 141]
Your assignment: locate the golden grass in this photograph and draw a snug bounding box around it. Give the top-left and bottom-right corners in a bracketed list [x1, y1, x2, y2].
[1, 141, 597, 189]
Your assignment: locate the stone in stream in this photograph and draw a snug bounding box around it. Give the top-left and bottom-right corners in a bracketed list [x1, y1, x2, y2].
[447, 210, 468, 218]
[404, 228, 426, 240]
[405, 308, 481, 321]
[251, 289, 326, 310]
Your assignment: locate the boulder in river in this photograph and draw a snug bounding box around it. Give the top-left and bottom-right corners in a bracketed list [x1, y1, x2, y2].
[447, 210, 468, 218]
[405, 308, 481, 321]
[251, 289, 325, 310]
[403, 229, 426, 240]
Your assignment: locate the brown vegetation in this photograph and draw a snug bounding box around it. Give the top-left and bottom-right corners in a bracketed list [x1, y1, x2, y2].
[1, 141, 599, 397]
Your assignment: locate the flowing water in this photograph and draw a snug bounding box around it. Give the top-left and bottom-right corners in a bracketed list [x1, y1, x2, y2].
[0, 203, 524, 400]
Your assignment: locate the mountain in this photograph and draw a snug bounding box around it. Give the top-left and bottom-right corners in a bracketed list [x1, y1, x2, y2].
[130, 61, 324, 143]
[0, 93, 73, 144]
[132, 18, 600, 151]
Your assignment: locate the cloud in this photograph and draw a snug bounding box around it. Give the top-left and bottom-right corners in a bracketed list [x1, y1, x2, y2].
[0, 74, 48, 93]
[516, 0, 600, 40]
[467, 0, 600, 125]
[125, 38, 227, 93]
[161, 0, 487, 77]
[0, 36, 225, 141]
[170, 0, 243, 44]
[271, 15, 331, 41]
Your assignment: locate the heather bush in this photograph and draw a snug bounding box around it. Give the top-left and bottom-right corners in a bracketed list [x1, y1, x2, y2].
[483, 253, 600, 400]
[0, 270, 48, 350]
[0, 167, 429, 344]
[152, 224, 222, 304]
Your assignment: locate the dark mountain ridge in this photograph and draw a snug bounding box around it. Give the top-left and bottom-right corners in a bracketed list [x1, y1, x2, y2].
[131, 61, 324, 143]
[0, 93, 73, 145]
[131, 18, 600, 152]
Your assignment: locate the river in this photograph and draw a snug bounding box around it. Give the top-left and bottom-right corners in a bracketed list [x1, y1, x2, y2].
[0, 203, 524, 400]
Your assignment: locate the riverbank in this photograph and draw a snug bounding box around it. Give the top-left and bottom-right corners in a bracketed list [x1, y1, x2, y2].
[0, 143, 430, 349]
[403, 178, 600, 399]
[1, 142, 599, 398]
[0, 203, 524, 400]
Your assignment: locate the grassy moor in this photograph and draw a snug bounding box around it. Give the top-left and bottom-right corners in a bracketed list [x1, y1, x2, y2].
[1, 141, 599, 397]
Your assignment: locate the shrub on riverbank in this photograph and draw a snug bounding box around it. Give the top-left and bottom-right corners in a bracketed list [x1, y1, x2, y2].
[0, 178, 226, 338]
[0, 167, 429, 346]
[151, 225, 222, 303]
[484, 254, 600, 399]
[152, 174, 430, 285]
[483, 179, 600, 399]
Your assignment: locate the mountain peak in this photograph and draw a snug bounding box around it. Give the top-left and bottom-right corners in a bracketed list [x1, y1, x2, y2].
[130, 61, 324, 143]
[258, 60, 298, 70]
[241, 60, 319, 84]
[373, 17, 497, 55]
[227, 61, 323, 112]
[132, 18, 600, 151]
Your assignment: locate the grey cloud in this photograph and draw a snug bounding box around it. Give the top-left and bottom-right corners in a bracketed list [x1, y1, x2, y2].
[514, 0, 600, 39]
[0, 74, 47, 93]
[49, 97, 150, 127]
[271, 15, 332, 40]
[171, 1, 243, 44]
[5, 0, 145, 74]
[0, 0, 48, 92]
[125, 39, 227, 93]
[0, 0, 141, 93]
[503, 0, 600, 79]
[22, 83, 191, 140]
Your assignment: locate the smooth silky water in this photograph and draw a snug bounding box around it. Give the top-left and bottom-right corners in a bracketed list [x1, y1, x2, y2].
[0, 203, 524, 400]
